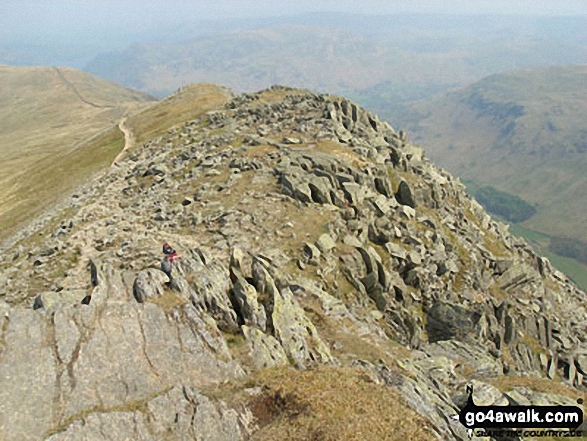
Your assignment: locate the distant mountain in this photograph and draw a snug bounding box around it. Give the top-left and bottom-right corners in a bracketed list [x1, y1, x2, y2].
[0, 65, 155, 241]
[390, 66, 587, 284]
[85, 25, 407, 96]
[85, 19, 587, 99]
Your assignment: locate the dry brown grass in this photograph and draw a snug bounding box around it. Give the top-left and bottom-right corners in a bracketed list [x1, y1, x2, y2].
[0, 66, 154, 242]
[126, 83, 231, 146]
[490, 375, 586, 403]
[254, 88, 312, 105]
[146, 288, 188, 312]
[1, 126, 125, 242]
[246, 365, 435, 441]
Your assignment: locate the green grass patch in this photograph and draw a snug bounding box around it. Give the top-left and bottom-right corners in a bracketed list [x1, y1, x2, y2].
[510, 224, 587, 290]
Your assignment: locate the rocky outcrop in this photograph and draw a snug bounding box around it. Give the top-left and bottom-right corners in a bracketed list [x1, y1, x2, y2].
[133, 268, 169, 302]
[0, 266, 243, 440]
[46, 386, 252, 441]
[0, 86, 585, 440]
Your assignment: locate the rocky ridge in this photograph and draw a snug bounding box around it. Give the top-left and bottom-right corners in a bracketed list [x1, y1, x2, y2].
[0, 85, 585, 440]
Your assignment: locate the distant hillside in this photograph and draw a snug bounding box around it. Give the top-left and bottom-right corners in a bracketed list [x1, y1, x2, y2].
[85, 19, 587, 99]
[390, 66, 587, 283]
[0, 65, 155, 242]
[85, 25, 411, 96]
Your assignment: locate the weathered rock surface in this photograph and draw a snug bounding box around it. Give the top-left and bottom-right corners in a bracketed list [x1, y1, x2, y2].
[46, 386, 252, 441]
[0, 270, 243, 440]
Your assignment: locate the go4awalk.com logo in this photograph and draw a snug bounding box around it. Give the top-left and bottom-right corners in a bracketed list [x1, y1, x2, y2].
[454, 385, 584, 438]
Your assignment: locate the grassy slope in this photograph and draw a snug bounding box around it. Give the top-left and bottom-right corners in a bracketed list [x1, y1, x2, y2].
[126, 83, 232, 146]
[396, 67, 587, 255]
[0, 76, 233, 245]
[509, 224, 587, 290]
[0, 65, 155, 241]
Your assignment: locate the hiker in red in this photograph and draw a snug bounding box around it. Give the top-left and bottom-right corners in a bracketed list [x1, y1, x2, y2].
[161, 242, 179, 277]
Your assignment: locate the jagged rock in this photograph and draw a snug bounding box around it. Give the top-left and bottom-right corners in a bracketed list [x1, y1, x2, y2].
[315, 233, 336, 253]
[426, 301, 481, 343]
[89, 260, 131, 305]
[144, 164, 169, 176]
[576, 353, 587, 376]
[307, 175, 333, 204]
[371, 194, 394, 215]
[231, 277, 267, 331]
[497, 264, 538, 290]
[33, 290, 88, 309]
[279, 173, 312, 203]
[395, 180, 416, 208]
[397, 204, 416, 219]
[342, 234, 362, 247]
[242, 325, 288, 369]
[302, 243, 321, 264]
[341, 182, 366, 205]
[374, 176, 393, 198]
[386, 242, 407, 261]
[47, 386, 252, 441]
[293, 279, 351, 319]
[133, 268, 169, 303]
[272, 286, 332, 366]
[252, 259, 332, 367]
[178, 254, 240, 333]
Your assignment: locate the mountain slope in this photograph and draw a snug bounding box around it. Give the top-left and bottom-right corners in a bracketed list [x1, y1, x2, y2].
[0, 65, 156, 242]
[0, 85, 585, 440]
[394, 66, 587, 283]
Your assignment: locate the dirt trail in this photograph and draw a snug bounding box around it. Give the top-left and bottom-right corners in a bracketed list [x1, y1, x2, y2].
[112, 118, 135, 165]
[53, 67, 114, 109]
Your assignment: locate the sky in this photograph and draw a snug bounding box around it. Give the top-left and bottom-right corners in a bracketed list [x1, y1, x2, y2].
[2, 0, 586, 34]
[1, 1, 586, 38]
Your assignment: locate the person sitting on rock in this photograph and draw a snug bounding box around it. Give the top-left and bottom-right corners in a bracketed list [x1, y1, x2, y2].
[161, 242, 179, 277]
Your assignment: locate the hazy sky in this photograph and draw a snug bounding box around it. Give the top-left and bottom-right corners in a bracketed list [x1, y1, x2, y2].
[2, 0, 586, 33]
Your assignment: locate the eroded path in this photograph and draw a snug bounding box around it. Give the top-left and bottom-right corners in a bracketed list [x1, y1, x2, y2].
[112, 117, 135, 165]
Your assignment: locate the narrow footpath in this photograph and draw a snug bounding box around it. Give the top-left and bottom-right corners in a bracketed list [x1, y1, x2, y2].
[112, 117, 135, 165]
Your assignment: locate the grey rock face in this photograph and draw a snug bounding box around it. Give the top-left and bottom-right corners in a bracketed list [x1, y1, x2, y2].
[133, 268, 169, 303]
[426, 301, 481, 343]
[46, 386, 252, 441]
[0, 264, 243, 440]
[231, 276, 267, 331]
[395, 180, 416, 208]
[33, 290, 88, 310]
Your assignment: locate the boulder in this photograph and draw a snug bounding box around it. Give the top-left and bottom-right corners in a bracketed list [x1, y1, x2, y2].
[231, 277, 267, 331]
[33, 290, 88, 310]
[426, 301, 481, 343]
[342, 182, 366, 205]
[133, 269, 169, 303]
[315, 233, 336, 253]
[395, 180, 416, 208]
[307, 176, 333, 204]
[242, 325, 288, 369]
[302, 243, 321, 265]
